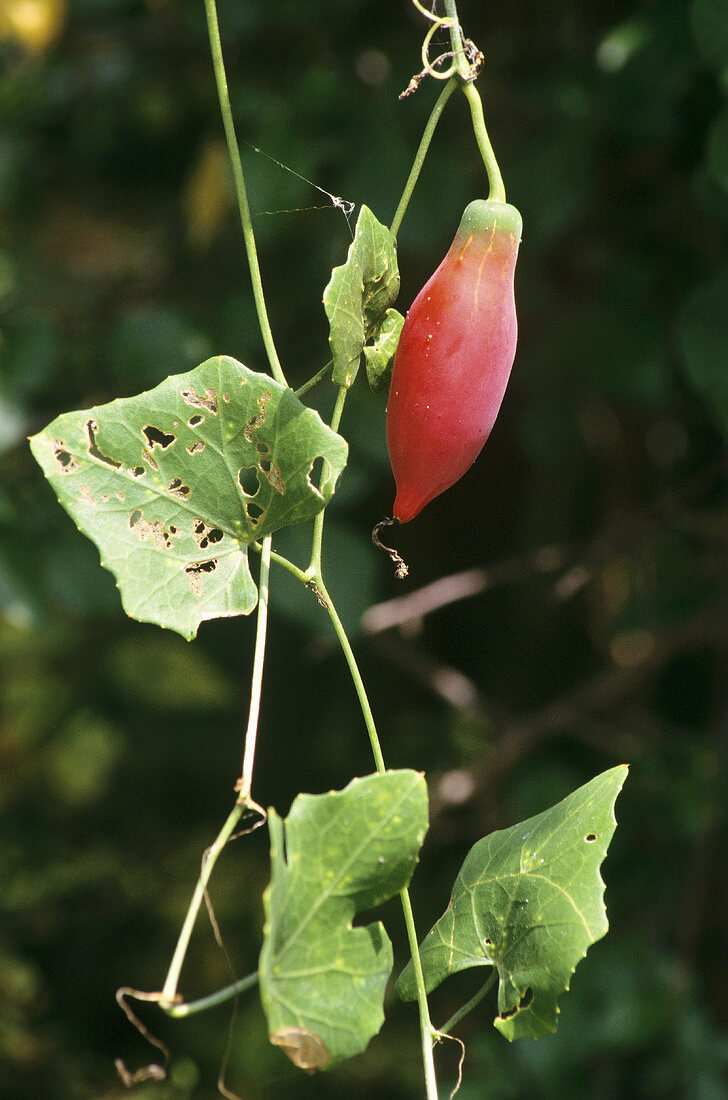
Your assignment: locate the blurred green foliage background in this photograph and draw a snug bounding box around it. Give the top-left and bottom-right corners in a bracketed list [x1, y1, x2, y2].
[1, 0, 728, 1097]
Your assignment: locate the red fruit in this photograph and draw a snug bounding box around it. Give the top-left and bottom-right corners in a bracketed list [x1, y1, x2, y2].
[386, 200, 522, 523]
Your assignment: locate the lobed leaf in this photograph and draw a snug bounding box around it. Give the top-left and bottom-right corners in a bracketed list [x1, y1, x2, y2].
[259, 770, 428, 1070]
[396, 766, 628, 1040]
[323, 206, 400, 388]
[29, 356, 348, 639]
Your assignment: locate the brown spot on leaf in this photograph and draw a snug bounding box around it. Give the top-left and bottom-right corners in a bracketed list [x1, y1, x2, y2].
[51, 439, 79, 474]
[243, 392, 271, 441]
[142, 449, 158, 472]
[116, 491, 125, 501]
[143, 425, 175, 449]
[181, 386, 218, 415]
[259, 457, 285, 494]
[192, 518, 224, 550]
[168, 477, 191, 500]
[85, 419, 122, 468]
[186, 440, 205, 456]
[223, 392, 231, 403]
[129, 509, 176, 550]
[79, 484, 96, 505]
[184, 558, 218, 595]
[269, 1028, 329, 1073]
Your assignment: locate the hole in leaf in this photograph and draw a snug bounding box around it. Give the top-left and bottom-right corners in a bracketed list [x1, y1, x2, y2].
[246, 501, 265, 524]
[51, 439, 79, 474]
[239, 466, 260, 497]
[585, 833, 597, 842]
[143, 425, 175, 449]
[188, 415, 204, 427]
[308, 455, 328, 494]
[184, 558, 218, 596]
[500, 986, 533, 1019]
[130, 466, 145, 478]
[181, 386, 218, 415]
[192, 519, 224, 550]
[259, 457, 285, 494]
[256, 441, 270, 456]
[168, 478, 191, 500]
[244, 392, 271, 441]
[86, 420, 121, 468]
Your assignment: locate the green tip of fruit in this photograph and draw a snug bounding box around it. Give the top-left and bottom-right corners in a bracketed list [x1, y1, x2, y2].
[457, 200, 522, 245]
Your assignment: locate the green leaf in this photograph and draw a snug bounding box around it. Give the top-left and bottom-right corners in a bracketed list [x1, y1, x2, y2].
[364, 308, 404, 392]
[396, 765, 628, 1041]
[29, 356, 348, 639]
[259, 770, 428, 1071]
[677, 266, 728, 436]
[323, 206, 400, 388]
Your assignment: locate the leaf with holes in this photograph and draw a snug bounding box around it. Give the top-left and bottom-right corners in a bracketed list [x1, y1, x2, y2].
[29, 356, 348, 639]
[323, 205, 400, 388]
[259, 770, 428, 1071]
[396, 766, 628, 1040]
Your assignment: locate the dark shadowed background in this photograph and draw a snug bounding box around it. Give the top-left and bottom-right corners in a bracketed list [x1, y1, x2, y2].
[1, 0, 728, 1097]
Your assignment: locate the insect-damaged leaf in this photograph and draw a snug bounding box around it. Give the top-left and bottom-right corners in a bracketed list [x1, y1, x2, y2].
[259, 770, 428, 1070]
[323, 205, 400, 388]
[396, 766, 628, 1040]
[29, 356, 348, 639]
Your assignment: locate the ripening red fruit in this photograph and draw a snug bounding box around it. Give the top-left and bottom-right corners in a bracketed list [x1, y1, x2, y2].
[386, 200, 522, 523]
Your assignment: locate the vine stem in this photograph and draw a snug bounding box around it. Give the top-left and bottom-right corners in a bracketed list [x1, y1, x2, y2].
[159, 536, 272, 1008]
[312, 570, 438, 1099]
[165, 971, 259, 1019]
[438, 970, 496, 1035]
[390, 76, 458, 238]
[203, 0, 286, 387]
[160, 800, 244, 1008]
[443, 0, 506, 203]
[239, 534, 272, 799]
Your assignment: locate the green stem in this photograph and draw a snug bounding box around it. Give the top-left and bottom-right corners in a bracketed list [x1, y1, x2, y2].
[390, 76, 458, 238]
[462, 83, 506, 203]
[442, 0, 506, 203]
[203, 0, 287, 387]
[165, 972, 259, 1019]
[160, 800, 244, 1007]
[313, 573, 438, 1098]
[309, 386, 347, 576]
[438, 971, 497, 1035]
[239, 534, 272, 800]
[295, 360, 333, 399]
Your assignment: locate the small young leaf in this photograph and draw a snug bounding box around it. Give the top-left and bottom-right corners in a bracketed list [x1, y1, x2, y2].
[364, 308, 404, 392]
[259, 770, 428, 1070]
[396, 765, 628, 1041]
[323, 206, 400, 388]
[29, 356, 348, 639]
